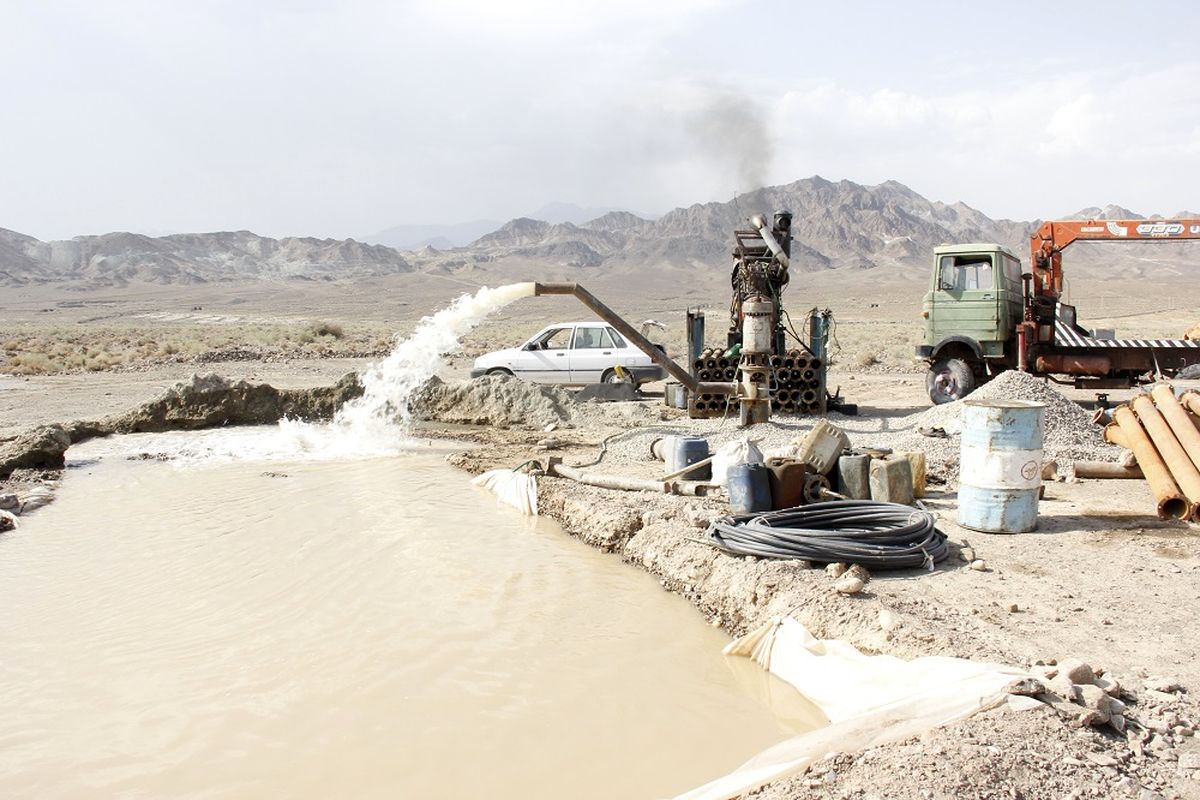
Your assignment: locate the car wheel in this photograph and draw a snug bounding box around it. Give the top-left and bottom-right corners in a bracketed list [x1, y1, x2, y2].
[601, 368, 629, 385]
[926, 358, 976, 404]
[486, 368, 514, 378]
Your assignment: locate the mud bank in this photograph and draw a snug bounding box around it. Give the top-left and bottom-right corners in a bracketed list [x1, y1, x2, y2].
[447, 446, 1200, 800]
[6, 371, 1200, 798]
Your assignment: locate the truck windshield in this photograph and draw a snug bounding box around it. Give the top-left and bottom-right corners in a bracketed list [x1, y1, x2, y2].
[938, 255, 994, 291]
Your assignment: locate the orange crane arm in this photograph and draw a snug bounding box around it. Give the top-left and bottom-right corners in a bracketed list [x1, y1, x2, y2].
[1030, 218, 1200, 298]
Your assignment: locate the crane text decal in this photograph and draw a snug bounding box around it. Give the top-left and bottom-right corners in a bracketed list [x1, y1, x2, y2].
[1135, 222, 1185, 237]
[1106, 221, 1129, 237]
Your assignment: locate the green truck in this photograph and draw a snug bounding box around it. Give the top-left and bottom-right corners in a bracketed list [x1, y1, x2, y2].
[917, 231, 1200, 405]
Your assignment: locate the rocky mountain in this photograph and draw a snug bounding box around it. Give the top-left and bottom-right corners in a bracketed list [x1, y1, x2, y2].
[0, 229, 412, 287]
[5, 177, 1195, 287]
[454, 177, 1032, 274]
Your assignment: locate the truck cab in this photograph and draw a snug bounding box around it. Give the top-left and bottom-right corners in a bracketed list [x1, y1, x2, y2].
[917, 243, 1024, 403]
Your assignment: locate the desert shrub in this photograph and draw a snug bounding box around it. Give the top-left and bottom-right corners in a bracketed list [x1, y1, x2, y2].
[854, 350, 880, 368]
[308, 320, 345, 339]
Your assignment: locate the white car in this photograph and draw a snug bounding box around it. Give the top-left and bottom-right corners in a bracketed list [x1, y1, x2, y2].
[470, 321, 668, 386]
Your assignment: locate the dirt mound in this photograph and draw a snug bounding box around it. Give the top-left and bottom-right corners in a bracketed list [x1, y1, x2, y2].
[67, 372, 364, 441]
[412, 374, 574, 429]
[0, 424, 71, 479]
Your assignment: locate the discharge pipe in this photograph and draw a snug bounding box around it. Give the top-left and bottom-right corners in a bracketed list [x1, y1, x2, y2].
[532, 282, 735, 396]
[750, 214, 790, 268]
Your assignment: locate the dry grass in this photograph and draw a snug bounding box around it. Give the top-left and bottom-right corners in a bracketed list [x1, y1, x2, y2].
[0, 320, 395, 375]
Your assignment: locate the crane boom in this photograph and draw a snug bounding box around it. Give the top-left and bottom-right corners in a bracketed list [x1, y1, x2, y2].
[1029, 218, 1200, 299]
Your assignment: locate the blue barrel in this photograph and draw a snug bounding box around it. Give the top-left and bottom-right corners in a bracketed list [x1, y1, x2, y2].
[671, 436, 711, 481]
[728, 462, 773, 514]
[957, 399, 1045, 533]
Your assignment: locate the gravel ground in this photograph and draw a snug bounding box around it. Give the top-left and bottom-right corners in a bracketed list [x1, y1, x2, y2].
[591, 371, 1120, 486]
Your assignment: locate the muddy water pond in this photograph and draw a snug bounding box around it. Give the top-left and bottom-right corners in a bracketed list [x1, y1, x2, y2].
[0, 429, 822, 798]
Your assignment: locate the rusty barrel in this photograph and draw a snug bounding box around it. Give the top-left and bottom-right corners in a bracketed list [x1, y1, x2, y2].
[957, 399, 1045, 533]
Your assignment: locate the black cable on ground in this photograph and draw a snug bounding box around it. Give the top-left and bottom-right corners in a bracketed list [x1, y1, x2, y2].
[706, 500, 950, 569]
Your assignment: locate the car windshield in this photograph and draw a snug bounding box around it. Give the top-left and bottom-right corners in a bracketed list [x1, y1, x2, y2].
[938, 255, 994, 291]
[532, 328, 571, 349]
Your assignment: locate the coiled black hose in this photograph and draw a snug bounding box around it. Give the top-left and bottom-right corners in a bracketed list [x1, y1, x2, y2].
[707, 500, 949, 569]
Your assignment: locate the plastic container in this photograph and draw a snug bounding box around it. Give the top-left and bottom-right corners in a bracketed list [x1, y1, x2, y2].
[900, 451, 927, 498]
[794, 420, 850, 475]
[670, 436, 711, 481]
[728, 462, 773, 514]
[765, 457, 808, 510]
[957, 399, 1045, 533]
[869, 456, 915, 505]
[837, 453, 871, 500]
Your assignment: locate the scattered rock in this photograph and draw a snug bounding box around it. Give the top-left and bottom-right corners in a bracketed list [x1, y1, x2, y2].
[959, 546, 976, 562]
[1008, 603, 1019, 613]
[878, 609, 899, 632]
[834, 574, 866, 595]
[18, 488, 55, 514]
[826, 562, 849, 579]
[1078, 684, 1113, 721]
[1146, 677, 1184, 694]
[0, 509, 17, 532]
[1096, 675, 1122, 697]
[969, 559, 988, 572]
[0, 424, 71, 479]
[0, 492, 17, 510]
[1178, 751, 1200, 771]
[1059, 658, 1097, 686]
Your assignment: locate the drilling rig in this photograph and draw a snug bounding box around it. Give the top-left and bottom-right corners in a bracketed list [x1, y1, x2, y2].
[530, 211, 838, 427]
[686, 211, 834, 424]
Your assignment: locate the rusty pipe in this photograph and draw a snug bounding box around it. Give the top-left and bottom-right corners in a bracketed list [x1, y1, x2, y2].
[533, 282, 735, 396]
[548, 460, 716, 497]
[1035, 354, 1112, 376]
[1129, 396, 1200, 519]
[1182, 390, 1200, 418]
[1111, 405, 1189, 520]
[1103, 423, 1134, 450]
[1151, 384, 1200, 475]
[1073, 461, 1144, 480]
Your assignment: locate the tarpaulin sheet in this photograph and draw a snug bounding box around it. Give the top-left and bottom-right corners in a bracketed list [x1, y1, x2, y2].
[674, 617, 1030, 800]
[471, 469, 538, 516]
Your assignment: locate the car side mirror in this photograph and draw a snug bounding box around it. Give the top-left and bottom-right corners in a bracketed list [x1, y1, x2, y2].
[522, 342, 536, 351]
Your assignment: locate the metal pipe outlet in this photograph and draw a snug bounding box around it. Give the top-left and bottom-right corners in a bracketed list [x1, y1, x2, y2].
[750, 214, 790, 269]
[1109, 406, 1189, 520]
[532, 283, 735, 396]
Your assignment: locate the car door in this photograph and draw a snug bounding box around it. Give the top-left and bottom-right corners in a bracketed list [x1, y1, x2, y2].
[929, 254, 1001, 349]
[568, 325, 614, 383]
[517, 326, 573, 382]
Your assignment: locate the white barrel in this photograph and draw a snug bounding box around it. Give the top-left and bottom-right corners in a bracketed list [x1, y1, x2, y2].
[957, 399, 1045, 533]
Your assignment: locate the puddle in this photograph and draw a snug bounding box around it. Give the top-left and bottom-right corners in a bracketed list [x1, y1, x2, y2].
[0, 432, 822, 798]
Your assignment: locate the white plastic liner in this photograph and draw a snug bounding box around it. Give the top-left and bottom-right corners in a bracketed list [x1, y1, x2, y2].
[675, 617, 1030, 800]
[710, 439, 764, 487]
[471, 469, 538, 516]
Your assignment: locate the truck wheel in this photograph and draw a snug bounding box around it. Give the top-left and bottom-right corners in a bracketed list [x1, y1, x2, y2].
[927, 358, 976, 404]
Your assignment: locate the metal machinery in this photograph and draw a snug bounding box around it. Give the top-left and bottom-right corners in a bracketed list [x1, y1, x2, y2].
[530, 211, 839, 427]
[919, 218, 1200, 403]
[687, 212, 834, 423]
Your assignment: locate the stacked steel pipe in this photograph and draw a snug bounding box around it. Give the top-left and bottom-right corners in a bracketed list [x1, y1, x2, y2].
[1101, 386, 1200, 522]
[689, 348, 825, 417]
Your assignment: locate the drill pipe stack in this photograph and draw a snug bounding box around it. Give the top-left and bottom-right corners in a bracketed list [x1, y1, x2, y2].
[689, 348, 826, 417]
[1099, 386, 1200, 522]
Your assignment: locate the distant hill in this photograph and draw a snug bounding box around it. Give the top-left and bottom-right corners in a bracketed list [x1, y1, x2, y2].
[0, 229, 412, 287]
[4, 178, 1196, 287]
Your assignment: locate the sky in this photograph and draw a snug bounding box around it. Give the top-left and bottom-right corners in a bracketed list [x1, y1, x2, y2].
[1, 0, 1197, 240]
